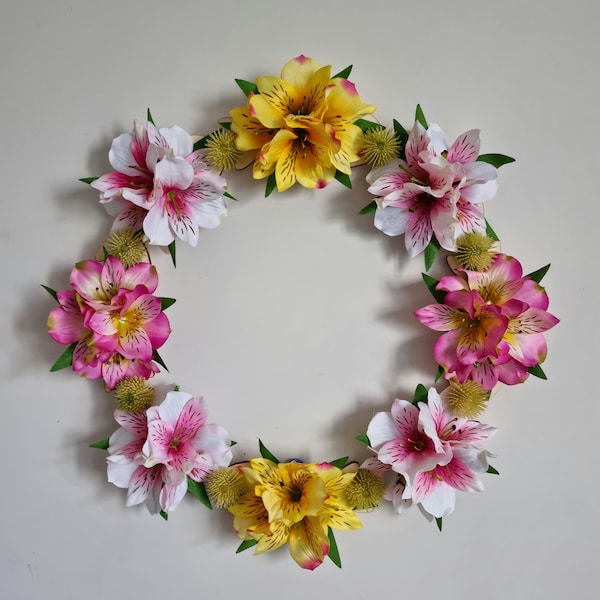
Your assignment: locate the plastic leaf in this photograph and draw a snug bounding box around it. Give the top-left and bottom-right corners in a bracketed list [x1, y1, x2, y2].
[50, 343, 76, 372]
[413, 383, 428, 405]
[434, 364, 444, 383]
[422, 273, 446, 304]
[334, 170, 352, 189]
[168, 240, 176, 267]
[526, 264, 550, 284]
[476, 153, 515, 168]
[160, 297, 176, 311]
[486, 465, 500, 475]
[223, 191, 238, 202]
[355, 434, 371, 446]
[393, 119, 409, 154]
[152, 350, 169, 372]
[435, 517, 443, 531]
[79, 177, 98, 184]
[89, 438, 109, 450]
[265, 173, 277, 197]
[327, 528, 342, 568]
[235, 78, 258, 97]
[358, 201, 377, 215]
[329, 457, 349, 469]
[528, 364, 547, 380]
[236, 539, 259, 553]
[230, 440, 237, 447]
[147, 108, 155, 126]
[187, 478, 213, 509]
[192, 134, 210, 151]
[41, 284, 59, 303]
[415, 104, 428, 129]
[258, 439, 280, 463]
[332, 65, 352, 80]
[159, 510, 168, 521]
[354, 119, 382, 133]
[219, 120, 232, 130]
[485, 219, 500, 242]
[424, 236, 441, 271]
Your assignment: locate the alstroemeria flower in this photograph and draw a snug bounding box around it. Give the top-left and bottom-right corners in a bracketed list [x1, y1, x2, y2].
[92, 119, 227, 247]
[107, 391, 232, 514]
[228, 459, 361, 570]
[230, 55, 376, 192]
[367, 121, 497, 256]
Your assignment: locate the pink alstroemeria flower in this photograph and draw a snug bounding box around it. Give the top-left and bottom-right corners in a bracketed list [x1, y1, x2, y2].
[107, 391, 233, 514]
[367, 122, 497, 256]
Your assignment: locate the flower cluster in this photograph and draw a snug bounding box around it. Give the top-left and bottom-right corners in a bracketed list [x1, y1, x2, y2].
[92, 118, 228, 247]
[47, 256, 170, 389]
[107, 390, 232, 514]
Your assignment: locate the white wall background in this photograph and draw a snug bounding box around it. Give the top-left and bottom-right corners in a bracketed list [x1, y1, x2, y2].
[1, 1, 597, 598]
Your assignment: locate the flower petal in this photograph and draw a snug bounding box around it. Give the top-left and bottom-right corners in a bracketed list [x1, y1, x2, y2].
[288, 517, 328, 570]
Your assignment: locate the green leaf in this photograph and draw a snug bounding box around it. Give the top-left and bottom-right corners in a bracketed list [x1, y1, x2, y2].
[152, 350, 169, 372]
[265, 172, 277, 197]
[258, 439, 280, 463]
[327, 528, 342, 568]
[174, 385, 180, 392]
[235, 78, 258, 97]
[192, 134, 211, 151]
[354, 118, 383, 133]
[358, 201, 377, 215]
[223, 191, 238, 201]
[485, 219, 500, 241]
[393, 119, 409, 159]
[41, 284, 59, 303]
[50, 343, 76, 372]
[147, 108, 155, 125]
[89, 438, 109, 450]
[334, 170, 352, 189]
[329, 457, 349, 469]
[102, 246, 109, 261]
[422, 273, 446, 304]
[526, 264, 550, 284]
[415, 104, 428, 129]
[236, 538, 258, 553]
[413, 383, 428, 405]
[355, 433, 371, 446]
[79, 176, 98, 184]
[486, 465, 500, 475]
[230, 440, 237, 446]
[435, 517, 443, 532]
[528, 364, 547, 380]
[219, 120, 232, 130]
[168, 240, 176, 267]
[159, 510, 168, 521]
[332, 65, 352, 80]
[434, 364, 444, 383]
[187, 478, 213, 509]
[160, 297, 176, 310]
[477, 153, 515, 168]
[424, 236, 441, 271]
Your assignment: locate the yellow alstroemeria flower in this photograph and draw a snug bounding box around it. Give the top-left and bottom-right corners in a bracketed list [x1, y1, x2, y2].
[230, 55, 376, 192]
[228, 459, 362, 570]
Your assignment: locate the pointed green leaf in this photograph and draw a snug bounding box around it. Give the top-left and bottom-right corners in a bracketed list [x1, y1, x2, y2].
[41, 284, 59, 303]
[477, 153, 515, 168]
[159, 510, 168, 521]
[435, 517, 443, 531]
[334, 170, 352, 189]
[327, 528, 342, 568]
[527, 364, 547, 380]
[235, 78, 258, 97]
[147, 108, 155, 125]
[354, 118, 383, 133]
[192, 134, 211, 151]
[486, 465, 500, 475]
[415, 104, 428, 129]
[332, 65, 352, 80]
[434, 364, 444, 383]
[187, 478, 213, 509]
[485, 219, 500, 242]
[50, 343, 76, 372]
[167, 240, 176, 267]
[413, 383, 428, 405]
[223, 191, 238, 201]
[424, 236, 441, 271]
[89, 438, 109, 450]
[236, 538, 259, 553]
[258, 439, 280, 463]
[422, 273, 446, 304]
[355, 434, 371, 446]
[358, 201, 377, 215]
[102, 246, 109, 261]
[160, 297, 176, 310]
[152, 350, 169, 372]
[392, 119, 409, 152]
[79, 176, 99, 184]
[174, 385, 180, 392]
[526, 264, 550, 284]
[329, 457, 349, 469]
[230, 440, 237, 446]
[219, 120, 232, 130]
[265, 172, 277, 197]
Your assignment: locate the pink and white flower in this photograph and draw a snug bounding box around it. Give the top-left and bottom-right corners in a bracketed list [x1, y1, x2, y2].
[107, 390, 233, 514]
[92, 119, 228, 247]
[367, 121, 497, 256]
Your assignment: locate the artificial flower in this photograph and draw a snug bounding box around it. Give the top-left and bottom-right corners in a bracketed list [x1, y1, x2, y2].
[230, 55, 376, 192]
[367, 121, 498, 256]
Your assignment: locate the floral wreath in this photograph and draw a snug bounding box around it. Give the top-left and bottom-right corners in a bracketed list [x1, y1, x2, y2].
[44, 56, 559, 571]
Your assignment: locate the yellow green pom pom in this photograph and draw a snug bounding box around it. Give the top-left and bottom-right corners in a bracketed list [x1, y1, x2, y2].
[114, 377, 154, 413]
[361, 127, 401, 168]
[445, 380, 488, 419]
[204, 466, 249, 509]
[454, 232, 497, 272]
[205, 129, 242, 172]
[103, 229, 149, 268]
[343, 468, 385, 510]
